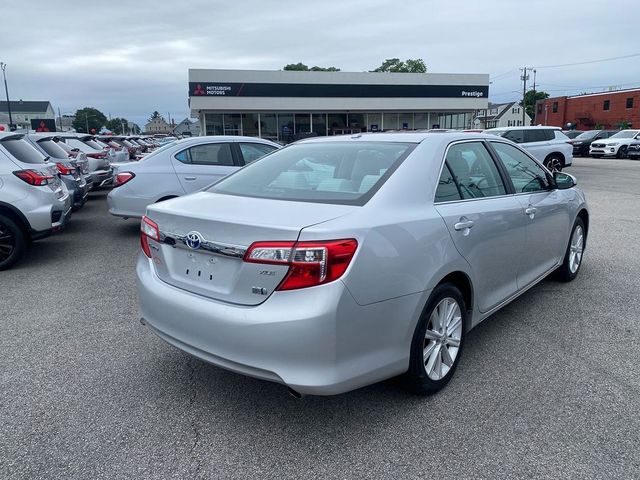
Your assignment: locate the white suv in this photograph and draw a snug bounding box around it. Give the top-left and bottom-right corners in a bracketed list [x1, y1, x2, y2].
[589, 129, 640, 158]
[0, 133, 71, 270]
[484, 126, 573, 171]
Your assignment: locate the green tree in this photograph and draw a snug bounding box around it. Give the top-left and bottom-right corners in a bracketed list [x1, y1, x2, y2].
[148, 111, 162, 122]
[283, 63, 340, 71]
[105, 117, 131, 135]
[72, 107, 107, 134]
[372, 58, 427, 73]
[520, 90, 550, 121]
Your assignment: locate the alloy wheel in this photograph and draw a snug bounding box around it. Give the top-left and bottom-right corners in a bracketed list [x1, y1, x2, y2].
[0, 221, 16, 262]
[569, 225, 584, 273]
[423, 297, 463, 381]
[545, 157, 562, 172]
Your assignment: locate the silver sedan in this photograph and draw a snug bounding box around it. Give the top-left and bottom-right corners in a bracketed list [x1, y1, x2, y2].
[136, 132, 588, 396]
[107, 136, 279, 219]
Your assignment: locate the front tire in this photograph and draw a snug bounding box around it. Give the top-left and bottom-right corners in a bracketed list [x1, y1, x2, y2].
[0, 214, 27, 271]
[556, 218, 585, 282]
[404, 283, 467, 394]
[616, 146, 627, 159]
[544, 155, 564, 172]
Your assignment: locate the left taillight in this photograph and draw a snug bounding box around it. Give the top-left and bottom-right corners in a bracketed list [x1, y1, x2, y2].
[55, 162, 75, 175]
[140, 215, 159, 258]
[13, 169, 55, 186]
[114, 172, 135, 187]
[244, 239, 358, 290]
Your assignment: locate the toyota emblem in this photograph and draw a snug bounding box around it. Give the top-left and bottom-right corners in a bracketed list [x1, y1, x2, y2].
[185, 231, 203, 250]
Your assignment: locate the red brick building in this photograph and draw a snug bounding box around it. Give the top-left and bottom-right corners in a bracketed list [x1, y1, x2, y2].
[534, 88, 640, 129]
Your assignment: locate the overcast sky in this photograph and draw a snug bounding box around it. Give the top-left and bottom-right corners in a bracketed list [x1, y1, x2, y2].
[1, 0, 637, 127]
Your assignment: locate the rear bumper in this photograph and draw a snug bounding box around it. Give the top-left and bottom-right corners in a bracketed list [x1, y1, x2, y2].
[107, 188, 147, 219]
[136, 254, 420, 395]
[89, 169, 114, 188]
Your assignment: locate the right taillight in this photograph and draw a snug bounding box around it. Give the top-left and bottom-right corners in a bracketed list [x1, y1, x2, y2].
[55, 162, 75, 176]
[86, 151, 107, 159]
[114, 172, 135, 187]
[13, 169, 55, 186]
[244, 239, 358, 290]
[140, 215, 159, 258]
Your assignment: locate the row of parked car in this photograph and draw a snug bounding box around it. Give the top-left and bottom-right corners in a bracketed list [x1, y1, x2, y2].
[563, 128, 640, 159]
[0, 132, 164, 270]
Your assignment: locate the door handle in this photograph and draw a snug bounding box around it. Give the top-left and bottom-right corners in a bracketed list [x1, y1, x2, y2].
[184, 176, 197, 181]
[454, 219, 475, 231]
[525, 206, 537, 219]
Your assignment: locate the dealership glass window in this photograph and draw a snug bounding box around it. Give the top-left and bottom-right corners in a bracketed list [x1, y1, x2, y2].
[312, 114, 327, 136]
[205, 113, 223, 135]
[603, 100, 610, 111]
[552, 102, 558, 113]
[328, 114, 347, 135]
[347, 113, 365, 132]
[367, 113, 382, 132]
[260, 113, 278, 141]
[278, 114, 295, 143]
[383, 113, 398, 130]
[414, 113, 429, 129]
[294, 114, 311, 133]
[242, 113, 259, 137]
[626, 98, 634, 109]
[224, 114, 242, 135]
[399, 113, 413, 130]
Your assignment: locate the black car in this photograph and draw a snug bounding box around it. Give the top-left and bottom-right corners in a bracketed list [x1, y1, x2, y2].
[563, 130, 585, 139]
[571, 129, 619, 156]
[627, 141, 640, 159]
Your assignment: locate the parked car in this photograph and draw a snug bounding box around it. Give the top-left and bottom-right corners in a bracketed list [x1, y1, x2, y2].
[571, 129, 619, 157]
[108, 136, 279, 219]
[136, 132, 588, 396]
[626, 140, 640, 159]
[58, 134, 114, 187]
[562, 130, 584, 139]
[589, 129, 640, 158]
[483, 126, 573, 172]
[0, 132, 72, 270]
[25, 134, 90, 211]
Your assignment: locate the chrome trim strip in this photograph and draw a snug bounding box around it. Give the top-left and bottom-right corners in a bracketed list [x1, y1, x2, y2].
[159, 230, 247, 258]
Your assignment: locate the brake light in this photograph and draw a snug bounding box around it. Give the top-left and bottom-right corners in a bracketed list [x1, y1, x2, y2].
[114, 172, 135, 187]
[140, 215, 159, 258]
[86, 151, 107, 159]
[13, 169, 54, 186]
[55, 162, 75, 175]
[244, 239, 358, 290]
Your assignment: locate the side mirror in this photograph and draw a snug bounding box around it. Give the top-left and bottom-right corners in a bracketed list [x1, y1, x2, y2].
[554, 171, 576, 189]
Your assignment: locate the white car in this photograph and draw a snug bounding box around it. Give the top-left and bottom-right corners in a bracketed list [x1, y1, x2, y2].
[484, 126, 573, 172]
[107, 136, 279, 219]
[588, 129, 640, 158]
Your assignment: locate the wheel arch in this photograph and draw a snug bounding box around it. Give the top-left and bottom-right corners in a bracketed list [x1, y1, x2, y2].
[437, 271, 474, 320]
[156, 194, 180, 203]
[577, 208, 589, 246]
[0, 202, 31, 239]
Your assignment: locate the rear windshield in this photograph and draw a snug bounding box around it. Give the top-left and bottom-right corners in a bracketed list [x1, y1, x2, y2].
[208, 141, 414, 205]
[37, 139, 69, 159]
[64, 138, 95, 152]
[82, 139, 104, 149]
[1, 138, 47, 164]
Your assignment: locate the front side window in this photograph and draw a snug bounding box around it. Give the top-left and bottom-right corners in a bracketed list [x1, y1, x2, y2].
[208, 142, 414, 205]
[491, 142, 551, 193]
[444, 142, 507, 199]
[239, 143, 277, 164]
[176, 143, 234, 166]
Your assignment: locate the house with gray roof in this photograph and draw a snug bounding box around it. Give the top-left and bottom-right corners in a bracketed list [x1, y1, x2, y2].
[0, 100, 55, 130]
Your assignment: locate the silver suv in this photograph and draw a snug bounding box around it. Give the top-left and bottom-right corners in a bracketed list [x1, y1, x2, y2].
[484, 126, 573, 172]
[0, 133, 72, 270]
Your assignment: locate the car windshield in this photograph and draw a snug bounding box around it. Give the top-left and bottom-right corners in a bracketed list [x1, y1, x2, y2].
[208, 141, 414, 205]
[574, 131, 599, 140]
[1, 138, 48, 164]
[609, 130, 639, 139]
[139, 140, 177, 162]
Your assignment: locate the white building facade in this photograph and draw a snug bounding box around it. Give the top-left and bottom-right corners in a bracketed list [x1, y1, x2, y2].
[188, 69, 490, 141]
[474, 102, 531, 129]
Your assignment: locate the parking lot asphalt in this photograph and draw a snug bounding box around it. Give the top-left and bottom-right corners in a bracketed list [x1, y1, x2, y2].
[1, 157, 640, 479]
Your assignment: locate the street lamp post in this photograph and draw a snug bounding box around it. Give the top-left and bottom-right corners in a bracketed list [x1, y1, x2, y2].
[83, 113, 96, 134]
[0, 62, 15, 131]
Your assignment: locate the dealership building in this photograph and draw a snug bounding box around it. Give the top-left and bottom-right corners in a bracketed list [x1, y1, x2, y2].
[188, 69, 489, 141]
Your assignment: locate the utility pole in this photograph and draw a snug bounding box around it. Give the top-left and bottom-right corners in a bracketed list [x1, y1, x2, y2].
[1, 62, 15, 131]
[520, 67, 529, 126]
[85, 113, 89, 134]
[531, 69, 537, 125]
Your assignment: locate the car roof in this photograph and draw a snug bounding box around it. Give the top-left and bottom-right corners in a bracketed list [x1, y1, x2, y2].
[294, 131, 501, 145]
[485, 126, 561, 131]
[172, 135, 280, 147]
[0, 132, 25, 141]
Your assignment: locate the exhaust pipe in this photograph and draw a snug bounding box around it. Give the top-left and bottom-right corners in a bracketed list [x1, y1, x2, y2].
[139, 317, 146, 326]
[287, 387, 304, 399]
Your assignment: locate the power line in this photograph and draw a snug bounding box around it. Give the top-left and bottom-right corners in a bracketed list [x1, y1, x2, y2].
[532, 53, 640, 69]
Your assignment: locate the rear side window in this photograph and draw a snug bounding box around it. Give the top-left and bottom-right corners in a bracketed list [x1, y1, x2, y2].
[443, 142, 507, 199]
[1, 138, 47, 164]
[208, 142, 414, 205]
[503, 130, 525, 143]
[435, 164, 462, 202]
[175, 143, 234, 166]
[239, 143, 278, 164]
[523, 130, 549, 143]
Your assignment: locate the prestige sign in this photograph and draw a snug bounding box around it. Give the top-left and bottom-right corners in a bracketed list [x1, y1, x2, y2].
[189, 82, 488, 99]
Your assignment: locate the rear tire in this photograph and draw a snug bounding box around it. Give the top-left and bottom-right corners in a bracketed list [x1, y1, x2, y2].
[404, 283, 467, 395]
[544, 155, 564, 172]
[555, 218, 585, 282]
[0, 214, 27, 271]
